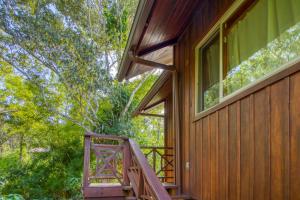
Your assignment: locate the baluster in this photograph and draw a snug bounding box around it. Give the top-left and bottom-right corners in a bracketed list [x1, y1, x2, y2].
[153, 147, 156, 173]
[160, 149, 163, 178]
[123, 140, 131, 185]
[137, 168, 144, 198]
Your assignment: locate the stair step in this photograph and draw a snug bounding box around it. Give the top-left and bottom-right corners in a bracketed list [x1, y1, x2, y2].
[125, 197, 137, 200]
[163, 183, 178, 190]
[171, 194, 193, 200]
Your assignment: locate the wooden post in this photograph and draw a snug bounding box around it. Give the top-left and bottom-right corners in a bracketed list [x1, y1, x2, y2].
[123, 139, 131, 185]
[172, 70, 181, 194]
[83, 134, 91, 188]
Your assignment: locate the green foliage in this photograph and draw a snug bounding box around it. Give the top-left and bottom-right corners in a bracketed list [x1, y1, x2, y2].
[0, 127, 83, 199]
[0, 194, 25, 200]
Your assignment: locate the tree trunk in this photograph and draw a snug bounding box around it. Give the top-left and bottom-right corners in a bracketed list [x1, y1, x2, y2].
[19, 133, 24, 162]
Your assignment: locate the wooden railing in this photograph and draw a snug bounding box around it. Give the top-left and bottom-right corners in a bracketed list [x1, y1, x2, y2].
[83, 132, 171, 200]
[83, 132, 129, 187]
[141, 146, 175, 183]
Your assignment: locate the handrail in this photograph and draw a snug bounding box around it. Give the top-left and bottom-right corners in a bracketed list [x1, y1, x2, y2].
[85, 132, 128, 140]
[128, 139, 171, 200]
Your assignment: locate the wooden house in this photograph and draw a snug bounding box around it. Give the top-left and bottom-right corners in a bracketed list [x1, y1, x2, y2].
[83, 0, 300, 199]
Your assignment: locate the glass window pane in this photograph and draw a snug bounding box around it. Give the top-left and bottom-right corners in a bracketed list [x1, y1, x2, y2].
[198, 33, 220, 111]
[223, 0, 300, 96]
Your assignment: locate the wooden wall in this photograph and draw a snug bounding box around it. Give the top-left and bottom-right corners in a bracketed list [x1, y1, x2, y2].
[174, 0, 300, 199]
[165, 94, 175, 183]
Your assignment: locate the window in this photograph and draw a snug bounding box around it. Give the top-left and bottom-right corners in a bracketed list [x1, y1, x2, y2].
[196, 0, 300, 113]
[198, 32, 220, 111]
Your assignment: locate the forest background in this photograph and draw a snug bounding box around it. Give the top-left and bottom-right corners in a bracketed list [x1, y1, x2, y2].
[0, 0, 164, 199]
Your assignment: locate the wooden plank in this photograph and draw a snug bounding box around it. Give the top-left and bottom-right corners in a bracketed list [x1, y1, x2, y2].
[236, 101, 241, 200]
[218, 107, 228, 200]
[83, 186, 124, 198]
[180, 33, 190, 193]
[290, 72, 300, 200]
[196, 120, 203, 199]
[189, 122, 196, 197]
[270, 78, 290, 200]
[184, 33, 190, 194]
[189, 20, 197, 199]
[240, 96, 254, 200]
[83, 135, 91, 187]
[228, 103, 239, 200]
[253, 88, 270, 200]
[210, 112, 218, 200]
[182, 30, 191, 194]
[202, 116, 211, 200]
[178, 40, 184, 193]
[173, 44, 181, 194]
[249, 95, 255, 200]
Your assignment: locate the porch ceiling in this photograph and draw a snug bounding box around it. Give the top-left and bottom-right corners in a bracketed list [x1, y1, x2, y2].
[117, 0, 199, 81]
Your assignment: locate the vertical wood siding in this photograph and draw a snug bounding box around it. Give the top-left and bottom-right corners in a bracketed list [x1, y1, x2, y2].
[165, 95, 175, 183]
[174, 0, 300, 199]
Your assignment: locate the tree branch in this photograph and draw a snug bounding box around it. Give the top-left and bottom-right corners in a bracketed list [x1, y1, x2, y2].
[120, 72, 152, 117]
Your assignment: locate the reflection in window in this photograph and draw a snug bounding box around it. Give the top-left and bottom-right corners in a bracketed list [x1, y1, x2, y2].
[199, 33, 220, 111]
[223, 0, 300, 96]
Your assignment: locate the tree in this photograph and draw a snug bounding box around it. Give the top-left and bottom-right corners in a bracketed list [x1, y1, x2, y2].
[0, 0, 142, 134]
[0, 1, 165, 198]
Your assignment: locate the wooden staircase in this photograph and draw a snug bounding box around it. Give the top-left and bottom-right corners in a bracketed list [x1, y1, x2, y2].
[82, 132, 192, 200]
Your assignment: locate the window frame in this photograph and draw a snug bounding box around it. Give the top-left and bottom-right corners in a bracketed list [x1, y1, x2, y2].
[197, 31, 220, 112]
[195, 0, 300, 115]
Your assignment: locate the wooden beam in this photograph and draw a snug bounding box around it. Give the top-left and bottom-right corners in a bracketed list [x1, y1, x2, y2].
[137, 38, 177, 56]
[139, 113, 165, 118]
[128, 51, 175, 71]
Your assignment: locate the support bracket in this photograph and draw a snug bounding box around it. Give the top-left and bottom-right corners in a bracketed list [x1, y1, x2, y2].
[128, 51, 175, 71]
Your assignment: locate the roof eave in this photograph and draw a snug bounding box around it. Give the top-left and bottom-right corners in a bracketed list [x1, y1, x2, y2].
[117, 0, 154, 81]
